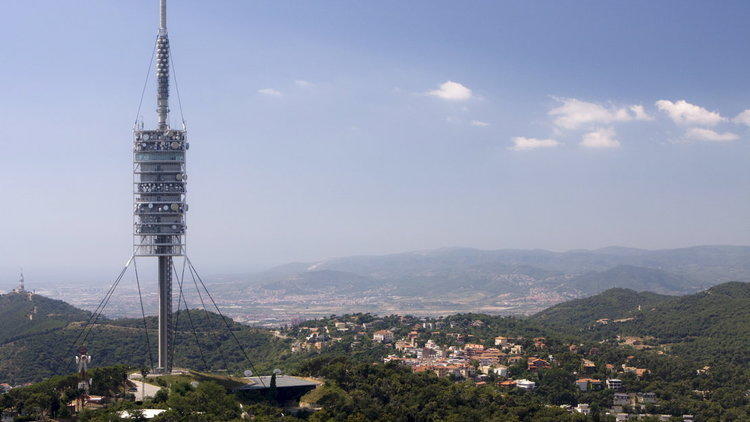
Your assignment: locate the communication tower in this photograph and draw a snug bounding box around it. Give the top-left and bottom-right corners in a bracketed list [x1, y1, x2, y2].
[57, 1, 263, 384]
[13, 269, 25, 293]
[133, 0, 187, 372]
[75, 347, 92, 412]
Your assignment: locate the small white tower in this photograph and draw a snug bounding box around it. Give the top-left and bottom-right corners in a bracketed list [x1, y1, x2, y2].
[13, 269, 25, 294]
[75, 347, 93, 411]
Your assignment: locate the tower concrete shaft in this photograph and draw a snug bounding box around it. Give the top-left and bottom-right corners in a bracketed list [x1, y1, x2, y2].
[158, 253, 173, 370]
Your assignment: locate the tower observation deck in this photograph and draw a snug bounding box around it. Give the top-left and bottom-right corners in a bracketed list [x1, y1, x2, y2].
[133, 0, 186, 372]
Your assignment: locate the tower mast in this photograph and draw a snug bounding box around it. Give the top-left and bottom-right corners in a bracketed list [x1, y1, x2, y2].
[157, 0, 169, 130]
[133, 0, 188, 373]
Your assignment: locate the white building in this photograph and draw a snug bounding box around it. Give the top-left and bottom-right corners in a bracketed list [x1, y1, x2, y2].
[516, 379, 536, 390]
[494, 336, 510, 346]
[574, 403, 590, 415]
[492, 365, 509, 377]
[638, 392, 657, 404]
[613, 392, 630, 406]
[373, 330, 394, 343]
[606, 378, 623, 390]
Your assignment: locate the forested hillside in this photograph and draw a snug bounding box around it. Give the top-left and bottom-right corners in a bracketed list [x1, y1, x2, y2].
[4, 286, 750, 420]
[0, 292, 90, 344]
[531, 288, 672, 328]
[0, 295, 290, 384]
[533, 282, 750, 366]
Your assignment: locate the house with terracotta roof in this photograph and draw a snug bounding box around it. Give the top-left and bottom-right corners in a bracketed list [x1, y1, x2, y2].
[581, 359, 597, 372]
[507, 356, 525, 365]
[622, 365, 651, 377]
[495, 336, 511, 346]
[527, 357, 551, 371]
[464, 343, 485, 354]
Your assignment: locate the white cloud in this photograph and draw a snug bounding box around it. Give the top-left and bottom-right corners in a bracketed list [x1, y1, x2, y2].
[294, 80, 315, 88]
[258, 88, 282, 97]
[733, 109, 750, 126]
[510, 137, 560, 151]
[685, 128, 739, 142]
[427, 81, 473, 101]
[655, 99, 725, 126]
[549, 98, 642, 130]
[470, 120, 490, 127]
[580, 127, 620, 148]
[630, 105, 653, 121]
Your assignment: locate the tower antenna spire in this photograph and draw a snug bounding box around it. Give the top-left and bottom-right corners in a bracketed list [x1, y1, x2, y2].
[156, 0, 170, 130]
[160, 0, 167, 32]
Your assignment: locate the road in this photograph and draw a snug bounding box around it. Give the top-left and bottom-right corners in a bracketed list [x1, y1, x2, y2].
[127, 374, 162, 400]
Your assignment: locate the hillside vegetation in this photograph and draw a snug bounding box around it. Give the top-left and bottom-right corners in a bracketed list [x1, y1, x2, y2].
[0, 298, 290, 384]
[533, 282, 750, 366]
[5, 286, 750, 420]
[0, 292, 90, 344]
[531, 288, 672, 328]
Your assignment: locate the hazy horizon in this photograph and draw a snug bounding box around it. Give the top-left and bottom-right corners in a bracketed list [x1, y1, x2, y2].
[2, 243, 749, 289]
[2, 1, 750, 283]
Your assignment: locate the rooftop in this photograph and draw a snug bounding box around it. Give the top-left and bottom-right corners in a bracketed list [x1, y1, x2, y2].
[237, 375, 320, 391]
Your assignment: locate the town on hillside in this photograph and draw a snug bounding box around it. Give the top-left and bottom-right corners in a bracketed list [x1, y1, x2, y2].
[284, 313, 696, 422]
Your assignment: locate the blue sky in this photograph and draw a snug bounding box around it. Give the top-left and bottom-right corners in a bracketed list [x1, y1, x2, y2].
[1, 0, 750, 282]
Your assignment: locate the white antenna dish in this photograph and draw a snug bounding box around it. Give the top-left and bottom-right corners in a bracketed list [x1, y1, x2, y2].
[243, 370, 253, 377]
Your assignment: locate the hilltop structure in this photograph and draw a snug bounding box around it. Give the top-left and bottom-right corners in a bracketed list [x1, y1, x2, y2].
[132, 0, 187, 373]
[47, 1, 265, 389]
[12, 270, 25, 294]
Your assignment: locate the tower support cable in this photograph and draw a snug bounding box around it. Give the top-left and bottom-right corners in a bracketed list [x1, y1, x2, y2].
[57, 257, 133, 372]
[133, 35, 158, 127]
[186, 257, 266, 387]
[169, 258, 187, 366]
[169, 44, 187, 128]
[80, 266, 129, 347]
[171, 262, 209, 371]
[187, 265, 232, 371]
[133, 259, 155, 368]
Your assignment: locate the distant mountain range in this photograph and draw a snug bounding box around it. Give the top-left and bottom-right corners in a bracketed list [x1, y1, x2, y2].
[229, 245, 750, 300]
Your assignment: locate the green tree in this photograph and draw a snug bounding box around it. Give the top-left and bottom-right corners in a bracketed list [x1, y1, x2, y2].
[158, 381, 241, 421]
